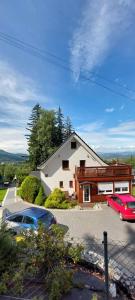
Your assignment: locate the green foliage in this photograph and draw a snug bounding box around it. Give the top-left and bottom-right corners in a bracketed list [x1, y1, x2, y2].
[56, 106, 64, 146]
[0, 224, 18, 275]
[45, 188, 77, 209]
[0, 164, 5, 183]
[26, 105, 73, 169]
[132, 186, 135, 196]
[35, 185, 45, 206]
[20, 175, 41, 203]
[46, 266, 73, 300]
[68, 244, 83, 264]
[0, 188, 7, 203]
[16, 163, 32, 185]
[0, 223, 83, 299]
[4, 163, 16, 182]
[64, 116, 73, 140]
[26, 103, 42, 169]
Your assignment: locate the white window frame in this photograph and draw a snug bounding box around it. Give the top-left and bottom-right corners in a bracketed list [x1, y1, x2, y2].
[98, 182, 113, 195]
[114, 181, 129, 194]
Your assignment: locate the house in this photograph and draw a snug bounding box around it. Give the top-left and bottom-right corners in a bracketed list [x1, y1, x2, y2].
[37, 132, 133, 206]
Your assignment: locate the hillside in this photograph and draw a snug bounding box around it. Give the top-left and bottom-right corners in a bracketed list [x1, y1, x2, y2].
[0, 149, 28, 163]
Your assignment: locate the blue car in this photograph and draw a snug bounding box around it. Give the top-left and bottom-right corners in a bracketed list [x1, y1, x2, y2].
[5, 207, 57, 234]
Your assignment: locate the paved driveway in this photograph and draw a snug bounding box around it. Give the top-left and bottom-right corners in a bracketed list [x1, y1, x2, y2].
[51, 205, 135, 244]
[2, 201, 135, 274]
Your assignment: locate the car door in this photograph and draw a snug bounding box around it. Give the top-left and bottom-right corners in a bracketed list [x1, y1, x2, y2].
[22, 216, 36, 230]
[7, 215, 24, 231]
[110, 196, 118, 210]
[115, 198, 123, 213]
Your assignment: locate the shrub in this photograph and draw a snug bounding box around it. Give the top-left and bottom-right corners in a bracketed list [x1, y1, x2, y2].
[45, 188, 77, 209]
[45, 188, 66, 208]
[20, 176, 41, 203]
[0, 223, 83, 299]
[35, 185, 45, 206]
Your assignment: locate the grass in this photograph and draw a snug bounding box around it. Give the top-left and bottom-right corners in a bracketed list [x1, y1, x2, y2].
[132, 186, 135, 196]
[0, 188, 7, 203]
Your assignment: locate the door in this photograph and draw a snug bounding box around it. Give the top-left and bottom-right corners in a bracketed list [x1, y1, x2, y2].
[83, 185, 91, 202]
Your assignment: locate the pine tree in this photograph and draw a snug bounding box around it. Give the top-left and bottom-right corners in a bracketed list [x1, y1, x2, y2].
[56, 106, 64, 146]
[26, 104, 41, 169]
[38, 109, 57, 163]
[64, 116, 73, 140]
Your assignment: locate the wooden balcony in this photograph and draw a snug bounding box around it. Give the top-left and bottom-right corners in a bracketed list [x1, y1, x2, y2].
[76, 165, 132, 180]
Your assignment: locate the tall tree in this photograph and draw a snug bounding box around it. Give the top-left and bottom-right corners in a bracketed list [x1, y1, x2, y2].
[26, 104, 41, 169]
[38, 109, 57, 163]
[64, 116, 73, 140]
[56, 106, 64, 146]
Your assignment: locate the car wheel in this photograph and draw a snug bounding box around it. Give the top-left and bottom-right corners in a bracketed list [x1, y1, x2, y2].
[119, 213, 124, 221]
[107, 201, 109, 206]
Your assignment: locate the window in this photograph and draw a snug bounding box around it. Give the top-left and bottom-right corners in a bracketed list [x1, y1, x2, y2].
[9, 215, 23, 223]
[69, 181, 73, 188]
[115, 187, 121, 192]
[98, 182, 113, 195]
[71, 141, 76, 149]
[59, 181, 63, 188]
[23, 216, 34, 224]
[80, 160, 85, 167]
[114, 181, 129, 193]
[62, 160, 69, 170]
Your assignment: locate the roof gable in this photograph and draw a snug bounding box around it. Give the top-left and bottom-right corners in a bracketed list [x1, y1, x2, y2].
[38, 132, 107, 169]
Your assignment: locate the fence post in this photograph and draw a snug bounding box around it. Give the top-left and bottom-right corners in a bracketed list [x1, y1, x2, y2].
[103, 231, 109, 300]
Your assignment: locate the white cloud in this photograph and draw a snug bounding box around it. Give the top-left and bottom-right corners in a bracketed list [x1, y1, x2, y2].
[77, 120, 135, 152]
[105, 107, 114, 113]
[0, 60, 51, 152]
[0, 128, 27, 153]
[70, 0, 135, 80]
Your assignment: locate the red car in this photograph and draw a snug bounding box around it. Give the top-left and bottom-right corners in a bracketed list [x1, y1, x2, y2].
[106, 194, 135, 221]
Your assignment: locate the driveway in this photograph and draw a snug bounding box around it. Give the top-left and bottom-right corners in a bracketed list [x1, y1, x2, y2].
[2, 200, 135, 274]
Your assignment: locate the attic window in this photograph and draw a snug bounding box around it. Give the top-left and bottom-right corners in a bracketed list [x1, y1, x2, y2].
[62, 160, 69, 170]
[71, 141, 76, 149]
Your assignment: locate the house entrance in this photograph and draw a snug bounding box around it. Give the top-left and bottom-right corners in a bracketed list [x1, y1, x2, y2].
[83, 185, 91, 202]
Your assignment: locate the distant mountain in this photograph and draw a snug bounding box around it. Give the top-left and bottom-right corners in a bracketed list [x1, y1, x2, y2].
[0, 149, 28, 163]
[98, 151, 135, 160]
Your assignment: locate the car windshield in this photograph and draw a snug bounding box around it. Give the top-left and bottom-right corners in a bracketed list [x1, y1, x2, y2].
[127, 202, 135, 209]
[38, 212, 53, 227]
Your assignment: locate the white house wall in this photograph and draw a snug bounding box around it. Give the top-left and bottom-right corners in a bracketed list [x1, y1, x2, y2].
[40, 139, 105, 196]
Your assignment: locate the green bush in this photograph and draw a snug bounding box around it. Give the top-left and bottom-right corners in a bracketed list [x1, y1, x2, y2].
[35, 185, 45, 206]
[45, 188, 77, 209]
[20, 175, 41, 203]
[45, 188, 66, 208]
[0, 223, 83, 299]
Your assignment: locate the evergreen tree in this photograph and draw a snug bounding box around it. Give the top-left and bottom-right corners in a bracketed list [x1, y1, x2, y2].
[56, 106, 64, 146]
[38, 109, 57, 163]
[26, 104, 41, 169]
[64, 116, 73, 140]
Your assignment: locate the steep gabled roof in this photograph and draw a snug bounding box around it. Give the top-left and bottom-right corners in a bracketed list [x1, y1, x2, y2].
[38, 131, 107, 170]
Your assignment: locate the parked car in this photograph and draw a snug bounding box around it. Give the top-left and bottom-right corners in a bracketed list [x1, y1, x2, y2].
[106, 194, 135, 221]
[5, 207, 57, 234]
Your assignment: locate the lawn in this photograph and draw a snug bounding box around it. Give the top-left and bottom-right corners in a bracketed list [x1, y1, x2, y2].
[0, 188, 7, 203]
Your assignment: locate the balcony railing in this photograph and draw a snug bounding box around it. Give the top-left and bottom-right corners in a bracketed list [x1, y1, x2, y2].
[76, 165, 132, 178]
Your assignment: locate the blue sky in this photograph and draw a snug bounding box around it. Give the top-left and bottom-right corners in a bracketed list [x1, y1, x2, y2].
[0, 0, 135, 153]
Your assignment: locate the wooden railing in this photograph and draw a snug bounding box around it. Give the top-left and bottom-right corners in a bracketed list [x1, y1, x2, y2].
[76, 165, 132, 178]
